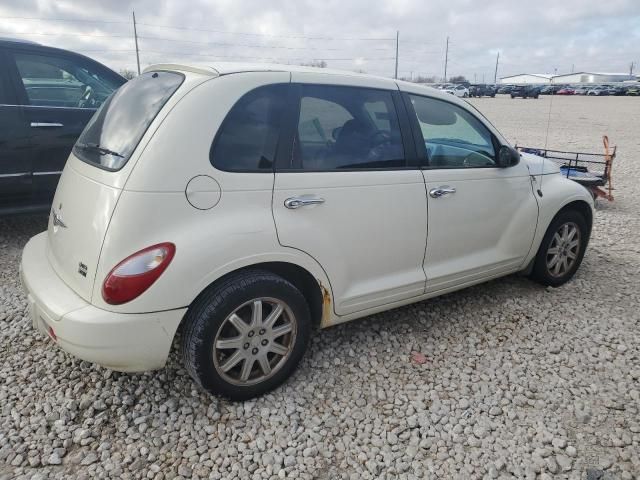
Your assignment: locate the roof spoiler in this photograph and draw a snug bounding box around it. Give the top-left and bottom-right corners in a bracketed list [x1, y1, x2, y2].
[143, 64, 219, 76]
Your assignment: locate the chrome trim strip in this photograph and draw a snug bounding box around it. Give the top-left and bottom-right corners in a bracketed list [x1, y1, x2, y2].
[0, 103, 96, 111]
[33, 171, 63, 176]
[31, 122, 64, 128]
[0, 172, 30, 178]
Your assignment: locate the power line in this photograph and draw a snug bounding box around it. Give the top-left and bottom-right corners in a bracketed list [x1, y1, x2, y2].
[0, 15, 129, 24]
[0, 30, 131, 38]
[141, 50, 395, 61]
[137, 22, 394, 41]
[0, 15, 395, 41]
[136, 35, 390, 51]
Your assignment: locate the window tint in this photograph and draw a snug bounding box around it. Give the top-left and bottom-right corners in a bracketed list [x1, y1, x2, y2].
[211, 84, 286, 171]
[14, 53, 122, 109]
[409, 95, 496, 168]
[0, 71, 8, 104]
[73, 71, 184, 170]
[294, 85, 405, 170]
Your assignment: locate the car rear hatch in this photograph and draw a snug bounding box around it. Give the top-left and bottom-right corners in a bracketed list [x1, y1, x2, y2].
[46, 69, 190, 302]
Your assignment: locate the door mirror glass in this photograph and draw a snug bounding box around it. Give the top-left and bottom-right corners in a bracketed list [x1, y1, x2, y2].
[497, 145, 520, 168]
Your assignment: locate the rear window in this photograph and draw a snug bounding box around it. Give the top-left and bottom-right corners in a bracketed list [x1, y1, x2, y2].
[73, 71, 184, 171]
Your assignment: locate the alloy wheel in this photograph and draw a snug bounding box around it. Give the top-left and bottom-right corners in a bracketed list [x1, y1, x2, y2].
[212, 298, 297, 386]
[546, 222, 581, 277]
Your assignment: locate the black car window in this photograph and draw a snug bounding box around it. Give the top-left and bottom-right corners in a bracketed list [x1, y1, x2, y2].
[210, 84, 287, 172]
[408, 94, 496, 168]
[0, 70, 9, 104]
[13, 52, 122, 109]
[292, 85, 405, 170]
[73, 71, 184, 171]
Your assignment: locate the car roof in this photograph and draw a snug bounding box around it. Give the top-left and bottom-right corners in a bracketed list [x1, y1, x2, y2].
[0, 37, 41, 46]
[145, 61, 463, 104]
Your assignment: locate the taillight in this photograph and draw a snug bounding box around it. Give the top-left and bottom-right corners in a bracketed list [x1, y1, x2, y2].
[102, 243, 176, 305]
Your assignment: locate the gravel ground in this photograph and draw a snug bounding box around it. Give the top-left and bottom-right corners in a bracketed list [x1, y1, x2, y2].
[1, 95, 639, 480]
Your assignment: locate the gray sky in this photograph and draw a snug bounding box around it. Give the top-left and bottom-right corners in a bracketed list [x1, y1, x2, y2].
[1, 0, 638, 81]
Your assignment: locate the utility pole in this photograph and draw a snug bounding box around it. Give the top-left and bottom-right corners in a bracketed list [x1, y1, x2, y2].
[571, 63, 574, 73]
[443, 36, 449, 82]
[474, 73, 477, 83]
[493, 51, 499, 84]
[132, 10, 141, 75]
[630, 61, 636, 78]
[394, 31, 399, 79]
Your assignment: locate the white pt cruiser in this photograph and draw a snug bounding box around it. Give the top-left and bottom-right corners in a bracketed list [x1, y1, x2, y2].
[21, 63, 594, 400]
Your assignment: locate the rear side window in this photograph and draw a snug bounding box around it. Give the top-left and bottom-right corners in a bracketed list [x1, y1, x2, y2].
[293, 85, 405, 170]
[210, 84, 287, 172]
[73, 71, 184, 171]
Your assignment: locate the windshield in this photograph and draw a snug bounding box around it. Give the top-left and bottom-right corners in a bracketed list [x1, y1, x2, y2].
[73, 71, 184, 171]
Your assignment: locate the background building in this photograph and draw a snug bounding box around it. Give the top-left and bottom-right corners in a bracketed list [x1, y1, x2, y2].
[499, 74, 554, 84]
[501, 72, 636, 85]
[552, 72, 635, 84]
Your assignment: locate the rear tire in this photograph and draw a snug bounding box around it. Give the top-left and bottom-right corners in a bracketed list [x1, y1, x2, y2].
[530, 210, 589, 287]
[182, 270, 311, 400]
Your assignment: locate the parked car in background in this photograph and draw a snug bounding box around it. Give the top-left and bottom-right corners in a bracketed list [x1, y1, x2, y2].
[626, 85, 639, 96]
[572, 86, 589, 95]
[540, 85, 563, 95]
[557, 87, 575, 95]
[510, 85, 541, 99]
[497, 85, 514, 94]
[587, 86, 608, 96]
[610, 86, 627, 96]
[444, 84, 469, 97]
[21, 62, 594, 400]
[468, 84, 496, 97]
[0, 38, 125, 215]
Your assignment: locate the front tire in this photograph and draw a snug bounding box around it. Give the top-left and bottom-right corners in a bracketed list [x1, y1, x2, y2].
[182, 270, 311, 400]
[530, 210, 589, 287]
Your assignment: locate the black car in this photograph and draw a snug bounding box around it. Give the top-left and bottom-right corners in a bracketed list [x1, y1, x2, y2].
[540, 85, 563, 95]
[468, 84, 496, 97]
[496, 85, 514, 94]
[0, 39, 125, 215]
[510, 85, 541, 99]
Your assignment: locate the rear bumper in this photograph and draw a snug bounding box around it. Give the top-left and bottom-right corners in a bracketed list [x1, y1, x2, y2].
[20, 232, 186, 372]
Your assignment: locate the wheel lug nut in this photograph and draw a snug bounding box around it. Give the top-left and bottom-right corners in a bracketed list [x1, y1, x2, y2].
[248, 331, 255, 337]
[252, 348, 258, 355]
[259, 329, 266, 335]
[261, 339, 268, 346]
[243, 343, 250, 350]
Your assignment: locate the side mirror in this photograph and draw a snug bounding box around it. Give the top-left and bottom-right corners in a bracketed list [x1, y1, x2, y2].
[497, 145, 520, 168]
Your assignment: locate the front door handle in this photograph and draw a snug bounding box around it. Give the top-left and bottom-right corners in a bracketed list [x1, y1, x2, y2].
[30, 122, 64, 128]
[284, 196, 325, 209]
[429, 186, 456, 198]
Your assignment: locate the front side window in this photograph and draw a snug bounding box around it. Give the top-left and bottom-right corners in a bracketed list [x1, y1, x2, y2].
[293, 85, 405, 170]
[409, 95, 496, 168]
[13, 53, 122, 109]
[73, 71, 184, 170]
[211, 84, 287, 171]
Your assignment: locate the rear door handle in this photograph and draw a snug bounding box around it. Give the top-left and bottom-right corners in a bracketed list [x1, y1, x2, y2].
[284, 196, 325, 209]
[30, 122, 64, 128]
[429, 186, 456, 198]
